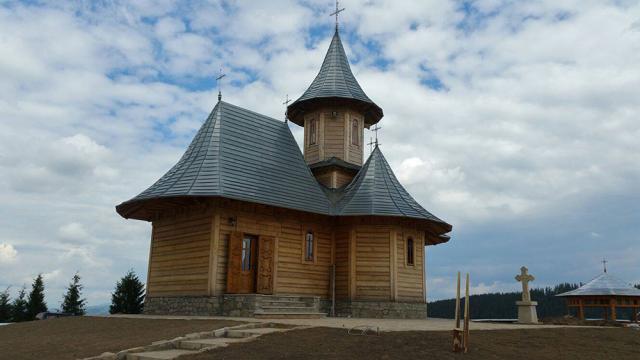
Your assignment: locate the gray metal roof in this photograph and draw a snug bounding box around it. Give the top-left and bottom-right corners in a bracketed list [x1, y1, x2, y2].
[334, 146, 450, 228]
[116, 101, 332, 217]
[117, 102, 450, 232]
[287, 29, 383, 125]
[557, 272, 640, 297]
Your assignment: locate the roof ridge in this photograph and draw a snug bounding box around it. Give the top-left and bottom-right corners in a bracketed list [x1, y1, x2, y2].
[375, 149, 410, 217]
[185, 102, 223, 195]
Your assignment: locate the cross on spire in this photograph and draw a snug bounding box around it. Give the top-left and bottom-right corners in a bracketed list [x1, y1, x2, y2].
[216, 67, 226, 102]
[367, 137, 375, 153]
[371, 124, 381, 147]
[283, 94, 292, 123]
[330, 0, 345, 31]
[602, 258, 608, 273]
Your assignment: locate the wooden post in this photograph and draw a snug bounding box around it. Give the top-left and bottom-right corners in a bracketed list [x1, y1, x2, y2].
[389, 229, 397, 301]
[610, 298, 617, 321]
[349, 228, 357, 300]
[455, 272, 461, 329]
[208, 211, 221, 296]
[452, 271, 463, 353]
[463, 273, 470, 354]
[578, 298, 585, 320]
[633, 307, 638, 323]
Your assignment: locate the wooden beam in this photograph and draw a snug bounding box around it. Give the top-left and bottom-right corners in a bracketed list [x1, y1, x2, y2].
[389, 228, 397, 301]
[349, 228, 357, 300]
[145, 225, 155, 296]
[207, 211, 220, 296]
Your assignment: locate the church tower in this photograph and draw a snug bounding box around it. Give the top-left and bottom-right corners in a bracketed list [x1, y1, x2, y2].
[287, 29, 383, 189]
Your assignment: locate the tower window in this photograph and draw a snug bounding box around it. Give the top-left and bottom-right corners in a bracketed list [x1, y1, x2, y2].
[305, 230, 314, 262]
[309, 119, 317, 145]
[351, 119, 359, 145]
[407, 237, 414, 266]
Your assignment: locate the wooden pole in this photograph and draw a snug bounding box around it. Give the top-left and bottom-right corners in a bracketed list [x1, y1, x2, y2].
[578, 299, 584, 321]
[455, 272, 461, 329]
[463, 273, 470, 354]
[633, 307, 638, 323]
[610, 298, 616, 321]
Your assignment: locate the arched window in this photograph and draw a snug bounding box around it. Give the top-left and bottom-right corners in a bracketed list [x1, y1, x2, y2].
[407, 237, 414, 266]
[351, 119, 359, 145]
[305, 230, 314, 262]
[309, 119, 317, 145]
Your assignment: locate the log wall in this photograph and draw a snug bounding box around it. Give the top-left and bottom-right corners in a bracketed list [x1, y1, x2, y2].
[148, 212, 213, 297]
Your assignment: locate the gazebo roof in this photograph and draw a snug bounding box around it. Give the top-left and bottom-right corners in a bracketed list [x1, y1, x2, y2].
[557, 272, 640, 297]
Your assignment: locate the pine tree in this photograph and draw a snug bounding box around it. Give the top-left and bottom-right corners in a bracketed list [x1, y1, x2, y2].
[0, 288, 11, 322]
[110, 270, 145, 314]
[61, 272, 86, 315]
[635, 284, 639, 290]
[26, 274, 47, 320]
[11, 287, 28, 322]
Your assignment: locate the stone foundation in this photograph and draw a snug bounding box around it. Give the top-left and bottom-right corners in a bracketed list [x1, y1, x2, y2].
[145, 296, 427, 319]
[335, 300, 427, 319]
[144, 296, 222, 316]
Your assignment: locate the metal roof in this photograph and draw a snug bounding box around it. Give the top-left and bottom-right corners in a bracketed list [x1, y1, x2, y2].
[116, 101, 332, 218]
[287, 29, 383, 125]
[117, 102, 450, 232]
[334, 146, 450, 228]
[557, 272, 640, 297]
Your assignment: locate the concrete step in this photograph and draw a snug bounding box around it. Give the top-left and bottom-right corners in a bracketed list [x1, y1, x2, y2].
[225, 327, 286, 338]
[259, 300, 308, 307]
[178, 337, 245, 351]
[257, 306, 316, 313]
[254, 312, 327, 319]
[126, 349, 198, 360]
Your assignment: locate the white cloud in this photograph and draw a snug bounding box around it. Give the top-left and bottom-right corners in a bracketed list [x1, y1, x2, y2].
[0, 243, 18, 264]
[0, 0, 639, 304]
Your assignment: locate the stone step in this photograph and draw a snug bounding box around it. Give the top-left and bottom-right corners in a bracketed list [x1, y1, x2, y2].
[253, 312, 327, 319]
[257, 306, 317, 313]
[126, 349, 198, 360]
[259, 300, 308, 307]
[178, 337, 245, 351]
[225, 327, 286, 338]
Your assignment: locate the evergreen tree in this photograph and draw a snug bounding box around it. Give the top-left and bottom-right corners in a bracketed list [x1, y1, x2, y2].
[0, 288, 11, 322]
[61, 272, 86, 315]
[11, 286, 28, 322]
[110, 270, 145, 314]
[635, 284, 639, 290]
[26, 274, 47, 320]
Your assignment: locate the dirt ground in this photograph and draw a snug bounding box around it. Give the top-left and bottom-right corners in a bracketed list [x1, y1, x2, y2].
[0, 317, 241, 360]
[187, 326, 640, 360]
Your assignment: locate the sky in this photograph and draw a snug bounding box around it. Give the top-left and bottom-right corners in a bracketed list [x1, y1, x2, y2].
[0, 0, 639, 308]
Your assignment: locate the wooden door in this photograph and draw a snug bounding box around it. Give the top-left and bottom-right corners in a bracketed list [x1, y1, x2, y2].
[257, 236, 275, 294]
[226, 232, 257, 294]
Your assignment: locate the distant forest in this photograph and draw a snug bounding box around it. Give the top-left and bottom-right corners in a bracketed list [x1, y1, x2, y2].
[429, 283, 640, 320]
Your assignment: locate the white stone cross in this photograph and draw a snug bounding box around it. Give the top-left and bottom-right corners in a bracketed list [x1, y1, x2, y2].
[515, 266, 535, 302]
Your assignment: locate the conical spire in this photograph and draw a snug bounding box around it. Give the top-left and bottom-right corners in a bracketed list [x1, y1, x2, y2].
[287, 29, 383, 126]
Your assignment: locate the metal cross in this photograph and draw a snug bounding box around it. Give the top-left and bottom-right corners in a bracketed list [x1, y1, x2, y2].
[330, 0, 345, 31]
[371, 124, 381, 147]
[216, 68, 226, 101]
[367, 137, 375, 153]
[283, 94, 292, 122]
[602, 258, 608, 273]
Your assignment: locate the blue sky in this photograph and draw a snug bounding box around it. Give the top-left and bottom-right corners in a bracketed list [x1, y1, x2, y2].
[0, 0, 639, 308]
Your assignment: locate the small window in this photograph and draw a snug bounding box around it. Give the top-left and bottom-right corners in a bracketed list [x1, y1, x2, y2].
[305, 230, 314, 262]
[407, 237, 414, 266]
[241, 236, 252, 271]
[351, 119, 359, 145]
[309, 119, 317, 145]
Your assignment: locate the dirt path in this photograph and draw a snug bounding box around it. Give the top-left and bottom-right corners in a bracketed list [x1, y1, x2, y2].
[0, 317, 241, 360]
[186, 326, 640, 360]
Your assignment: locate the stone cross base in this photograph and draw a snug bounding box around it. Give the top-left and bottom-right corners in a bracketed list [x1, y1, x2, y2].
[516, 300, 539, 324]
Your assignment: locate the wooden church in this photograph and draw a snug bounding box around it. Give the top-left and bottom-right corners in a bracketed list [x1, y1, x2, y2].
[116, 25, 452, 319]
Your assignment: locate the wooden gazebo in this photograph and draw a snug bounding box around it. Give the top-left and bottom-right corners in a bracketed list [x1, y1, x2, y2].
[557, 271, 640, 322]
